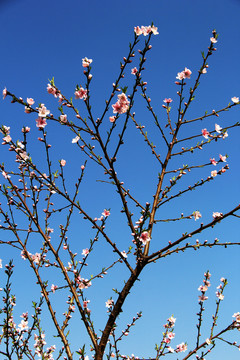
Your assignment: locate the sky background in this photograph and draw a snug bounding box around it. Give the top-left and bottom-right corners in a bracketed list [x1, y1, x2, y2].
[0, 0, 240, 359]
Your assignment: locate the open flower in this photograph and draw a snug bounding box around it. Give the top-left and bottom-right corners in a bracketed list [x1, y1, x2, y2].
[139, 231, 150, 245]
[82, 57, 92, 68]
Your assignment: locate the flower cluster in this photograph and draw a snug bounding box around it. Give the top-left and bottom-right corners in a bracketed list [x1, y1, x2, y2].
[75, 87, 88, 100]
[176, 67, 192, 80]
[112, 93, 130, 114]
[134, 25, 159, 36]
[198, 271, 211, 302]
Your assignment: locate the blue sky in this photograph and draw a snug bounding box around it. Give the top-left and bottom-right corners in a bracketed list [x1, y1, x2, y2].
[0, 0, 240, 359]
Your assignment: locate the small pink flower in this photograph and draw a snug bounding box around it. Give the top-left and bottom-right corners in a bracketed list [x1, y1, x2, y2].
[213, 212, 223, 219]
[2, 135, 12, 143]
[202, 128, 210, 139]
[219, 154, 226, 162]
[201, 68, 207, 74]
[60, 159, 66, 167]
[176, 68, 192, 80]
[141, 26, 152, 36]
[47, 84, 58, 97]
[36, 117, 47, 129]
[38, 104, 50, 118]
[82, 248, 89, 257]
[82, 57, 92, 68]
[183, 68, 192, 79]
[134, 26, 142, 36]
[109, 116, 116, 123]
[231, 96, 239, 103]
[3, 87, 7, 99]
[210, 158, 217, 166]
[83, 300, 90, 308]
[102, 209, 110, 217]
[51, 284, 58, 293]
[27, 98, 35, 105]
[121, 251, 127, 258]
[211, 170, 217, 177]
[216, 291, 224, 300]
[72, 135, 80, 143]
[81, 165, 85, 170]
[167, 332, 175, 340]
[222, 131, 228, 139]
[75, 88, 87, 100]
[215, 124, 222, 133]
[105, 299, 114, 308]
[176, 343, 187, 353]
[151, 25, 159, 35]
[193, 211, 202, 221]
[60, 114, 67, 123]
[163, 98, 173, 104]
[22, 126, 30, 133]
[139, 231, 150, 245]
[131, 67, 138, 75]
[210, 37, 217, 43]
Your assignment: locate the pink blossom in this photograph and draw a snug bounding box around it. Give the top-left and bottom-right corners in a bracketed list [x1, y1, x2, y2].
[82, 248, 89, 257]
[106, 299, 114, 308]
[25, 106, 31, 114]
[112, 93, 130, 114]
[216, 291, 224, 300]
[51, 284, 58, 293]
[83, 300, 90, 308]
[18, 320, 28, 331]
[176, 343, 187, 353]
[176, 67, 192, 80]
[75, 88, 87, 100]
[151, 25, 159, 35]
[210, 37, 217, 43]
[60, 159, 66, 167]
[3, 87, 7, 99]
[167, 316, 176, 324]
[198, 294, 208, 302]
[193, 211, 202, 221]
[213, 212, 223, 219]
[60, 114, 67, 123]
[202, 128, 210, 139]
[219, 154, 227, 162]
[231, 96, 239, 103]
[222, 131, 228, 139]
[27, 98, 35, 105]
[82, 57, 93, 68]
[36, 117, 47, 129]
[141, 26, 152, 36]
[2, 170, 10, 179]
[131, 67, 138, 75]
[215, 124, 222, 133]
[81, 165, 85, 170]
[134, 26, 142, 36]
[2, 135, 12, 143]
[72, 135, 80, 143]
[163, 98, 173, 104]
[233, 312, 240, 323]
[102, 209, 110, 217]
[201, 68, 207, 74]
[167, 347, 174, 353]
[31, 253, 41, 265]
[210, 158, 217, 166]
[167, 332, 175, 340]
[139, 231, 150, 245]
[206, 338, 211, 345]
[47, 84, 58, 97]
[38, 104, 50, 118]
[0, 259, 2, 268]
[121, 251, 127, 258]
[22, 126, 30, 133]
[211, 170, 217, 177]
[109, 116, 116, 123]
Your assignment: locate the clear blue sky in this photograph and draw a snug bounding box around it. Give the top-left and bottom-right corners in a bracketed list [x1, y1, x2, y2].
[0, 0, 240, 359]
